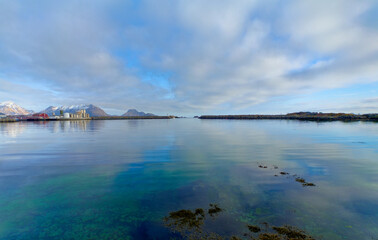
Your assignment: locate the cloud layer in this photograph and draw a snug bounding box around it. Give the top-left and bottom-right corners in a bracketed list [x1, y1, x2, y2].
[0, 0, 377, 114]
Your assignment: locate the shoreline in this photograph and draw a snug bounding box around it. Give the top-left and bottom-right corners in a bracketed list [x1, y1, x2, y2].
[0, 116, 175, 123]
[199, 113, 378, 122]
[2, 113, 378, 123]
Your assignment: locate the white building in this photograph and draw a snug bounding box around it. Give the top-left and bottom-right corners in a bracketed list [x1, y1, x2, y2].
[69, 109, 90, 119]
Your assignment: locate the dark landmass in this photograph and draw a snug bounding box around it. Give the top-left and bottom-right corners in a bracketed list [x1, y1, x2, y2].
[122, 109, 156, 117]
[92, 116, 175, 120]
[199, 112, 378, 122]
[85, 105, 109, 117]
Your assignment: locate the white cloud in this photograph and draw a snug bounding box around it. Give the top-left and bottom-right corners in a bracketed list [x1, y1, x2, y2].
[0, 0, 377, 114]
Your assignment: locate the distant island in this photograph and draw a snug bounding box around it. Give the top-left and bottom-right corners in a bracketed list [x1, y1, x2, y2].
[199, 112, 378, 122]
[122, 109, 155, 117]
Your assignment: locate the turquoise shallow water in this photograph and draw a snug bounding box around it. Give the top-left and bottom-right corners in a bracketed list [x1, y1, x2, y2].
[0, 119, 377, 239]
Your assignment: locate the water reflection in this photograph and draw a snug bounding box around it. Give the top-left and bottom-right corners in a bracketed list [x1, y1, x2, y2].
[126, 119, 145, 128]
[0, 122, 27, 137]
[0, 120, 106, 138]
[50, 120, 105, 133]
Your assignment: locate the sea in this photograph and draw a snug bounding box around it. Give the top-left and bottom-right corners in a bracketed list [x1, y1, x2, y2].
[0, 119, 377, 239]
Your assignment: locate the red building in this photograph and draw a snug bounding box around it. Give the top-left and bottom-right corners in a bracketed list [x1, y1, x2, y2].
[30, 113, 49, 120]
[6, 113, 49, 121]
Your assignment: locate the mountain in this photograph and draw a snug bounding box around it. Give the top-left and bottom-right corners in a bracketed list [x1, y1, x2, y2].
[41, 104, 108, 117]
[0, 101, 31, 115]
[122, 109, 156, 117]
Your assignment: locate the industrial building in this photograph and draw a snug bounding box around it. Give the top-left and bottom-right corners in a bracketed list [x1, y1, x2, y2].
[67, 109, 90, 119]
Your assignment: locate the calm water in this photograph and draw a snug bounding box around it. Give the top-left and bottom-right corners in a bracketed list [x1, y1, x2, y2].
[0, 119, 377, 239]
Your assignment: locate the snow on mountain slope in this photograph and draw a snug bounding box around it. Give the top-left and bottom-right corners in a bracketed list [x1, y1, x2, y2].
[41, 104, 108, 117]
[0, 101, 30, 115]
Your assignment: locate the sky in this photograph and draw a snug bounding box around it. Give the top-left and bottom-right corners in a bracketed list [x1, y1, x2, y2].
[0, 0, 377, 116]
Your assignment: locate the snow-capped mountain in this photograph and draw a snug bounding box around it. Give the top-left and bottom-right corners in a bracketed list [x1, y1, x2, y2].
[122, 109, 156, 117]
[41, 104, 108, 117]
[0, 101, 31, 115]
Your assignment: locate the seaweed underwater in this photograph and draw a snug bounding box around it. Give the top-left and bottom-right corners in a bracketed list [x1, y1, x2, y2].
[164, 204, 316, 240]
[257, 163, 316, 187]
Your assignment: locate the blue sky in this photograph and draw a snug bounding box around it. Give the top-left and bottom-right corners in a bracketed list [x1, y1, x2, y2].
[0, 0, 377, 115]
